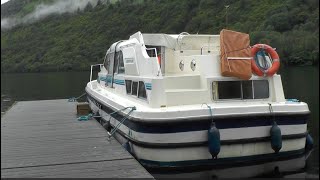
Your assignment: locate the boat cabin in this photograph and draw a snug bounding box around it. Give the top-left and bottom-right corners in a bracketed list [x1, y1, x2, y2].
[96, 31, 285, 108]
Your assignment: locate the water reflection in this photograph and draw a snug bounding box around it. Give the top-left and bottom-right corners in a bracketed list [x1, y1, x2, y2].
[279, 66, 319, 176]
[1, 72, 93, 112]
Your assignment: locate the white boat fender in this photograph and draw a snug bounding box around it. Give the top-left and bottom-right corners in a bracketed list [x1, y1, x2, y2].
[270, 121, 282, 153]
[208, 122, 221, 159]
[305, 133, 314, 151]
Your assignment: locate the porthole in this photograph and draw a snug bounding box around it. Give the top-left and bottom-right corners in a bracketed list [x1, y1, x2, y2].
[179, 60, 184, 71]
[191, 59, 196, 71]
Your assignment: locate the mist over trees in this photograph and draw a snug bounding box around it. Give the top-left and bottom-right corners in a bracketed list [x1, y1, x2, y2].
[1, 0, 319, 73]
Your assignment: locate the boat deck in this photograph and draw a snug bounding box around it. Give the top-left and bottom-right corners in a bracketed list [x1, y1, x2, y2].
[1, 99, 153, 178]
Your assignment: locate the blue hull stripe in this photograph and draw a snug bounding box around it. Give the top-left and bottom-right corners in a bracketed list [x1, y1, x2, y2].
[119, 115, 307, 134]
[87, 95, 308, 134]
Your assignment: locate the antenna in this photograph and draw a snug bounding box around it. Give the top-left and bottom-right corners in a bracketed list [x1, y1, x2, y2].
[225, 5, 230, 28]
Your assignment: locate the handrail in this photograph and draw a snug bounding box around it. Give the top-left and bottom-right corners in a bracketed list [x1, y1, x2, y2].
[177, 32, 190, 52]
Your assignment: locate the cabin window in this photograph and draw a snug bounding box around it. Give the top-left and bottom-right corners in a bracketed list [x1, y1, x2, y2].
[242, 80, 253, 99]
[132, 81, 138, 96]
[117, 51, 125, 74]
[138, 81, 147, 99]
[215, 80, 269, 100]
[108, 52, 114, 74]
[146, 46, 160, 57]
[114, 52, 119, 73]
[125, 80, 132, 94]
[217, 81, 242, 99]
[253, 80, 269, 99]
[125, 80, 148, 101]
[104, 53, 110, 70]
[115, 51, 124, 74]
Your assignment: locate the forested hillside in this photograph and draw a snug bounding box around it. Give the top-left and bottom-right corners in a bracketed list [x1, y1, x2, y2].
[1, 0, 319, 73]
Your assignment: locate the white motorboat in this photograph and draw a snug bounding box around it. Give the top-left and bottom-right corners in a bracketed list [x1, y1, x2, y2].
[85, 29, 313, 177]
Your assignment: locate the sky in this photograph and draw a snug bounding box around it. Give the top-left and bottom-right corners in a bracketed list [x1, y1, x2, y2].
[1, 0, 10, 5]
[1, 0, 101, 29]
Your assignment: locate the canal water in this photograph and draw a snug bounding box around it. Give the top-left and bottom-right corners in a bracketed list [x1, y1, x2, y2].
[1, 66, 319, 178]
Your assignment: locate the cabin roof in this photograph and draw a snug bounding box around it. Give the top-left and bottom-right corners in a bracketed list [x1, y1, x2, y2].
[141, 33, 177, 49]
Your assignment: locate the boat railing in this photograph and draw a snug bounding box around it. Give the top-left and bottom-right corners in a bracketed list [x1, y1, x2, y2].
[90, 64, 103, 88]
[177, 32, 190, 52]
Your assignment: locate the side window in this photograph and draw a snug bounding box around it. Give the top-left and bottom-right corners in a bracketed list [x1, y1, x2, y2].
[138, 81, 147, 99]
[104, 53, 110, 70]
[125, 80, 148, 101]
[215, 80, 269, 100]
[125, 80, 132, 94]
[253, 80, 269, 99]
[107, 52, 114, 74]
[217, 81, 241, 99]
[114, 51, 120, 74]
[132, 81, 138, 96]
[118, 51, 125, 74]
[242, 81, 253, 99]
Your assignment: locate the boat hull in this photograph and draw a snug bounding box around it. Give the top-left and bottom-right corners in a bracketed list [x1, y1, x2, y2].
[112, 125, 309, 178]
[85, 87, 310, 176]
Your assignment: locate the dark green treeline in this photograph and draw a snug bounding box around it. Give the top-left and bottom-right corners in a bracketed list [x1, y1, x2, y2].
[1, 0, 319, 72]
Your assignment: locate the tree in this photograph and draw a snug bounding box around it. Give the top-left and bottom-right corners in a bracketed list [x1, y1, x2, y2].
[84, 2, 93, 12]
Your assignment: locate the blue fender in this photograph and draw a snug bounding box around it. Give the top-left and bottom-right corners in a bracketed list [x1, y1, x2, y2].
[270, 121, 282, 153]
[208, 122, 220, 159]
[305, 133, 314, 151]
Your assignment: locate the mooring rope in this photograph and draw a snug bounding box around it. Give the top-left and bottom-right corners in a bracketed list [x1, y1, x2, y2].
[202, 103, 214, 123]
[107, 106, 136, 139]
[268, 103, 276, 122]
[68, 92, 86, 102]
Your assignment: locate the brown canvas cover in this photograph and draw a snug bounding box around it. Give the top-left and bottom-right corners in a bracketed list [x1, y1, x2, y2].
[220, 29, 252, 80]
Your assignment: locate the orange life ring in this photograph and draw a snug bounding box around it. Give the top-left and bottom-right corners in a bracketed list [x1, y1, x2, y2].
[251, 44, 280, 76]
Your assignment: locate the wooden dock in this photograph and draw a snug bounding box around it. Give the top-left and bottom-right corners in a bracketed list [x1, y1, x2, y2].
[1, 99, 154, 178]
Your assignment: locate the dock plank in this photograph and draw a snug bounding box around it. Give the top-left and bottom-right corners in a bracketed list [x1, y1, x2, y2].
[2, 159, 149, 178]
[1, 99, 153, 178]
